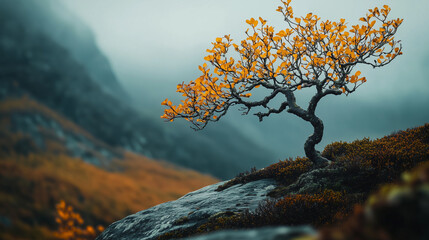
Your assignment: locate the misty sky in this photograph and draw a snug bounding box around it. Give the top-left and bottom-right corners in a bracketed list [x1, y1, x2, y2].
[61, 0, 429, 160]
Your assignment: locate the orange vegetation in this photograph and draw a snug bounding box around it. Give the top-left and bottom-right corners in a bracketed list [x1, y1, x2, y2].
[0, 151, 217, 240]
[55, 200, 103, 240]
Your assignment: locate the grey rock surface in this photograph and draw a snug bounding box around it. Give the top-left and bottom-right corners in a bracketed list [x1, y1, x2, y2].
[182, 226, 316, 240]
[97, 179, 277, 240]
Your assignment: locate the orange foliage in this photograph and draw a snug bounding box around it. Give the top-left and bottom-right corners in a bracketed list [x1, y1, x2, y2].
[55, 200, 103, 240]
[161, 0, 402, 129]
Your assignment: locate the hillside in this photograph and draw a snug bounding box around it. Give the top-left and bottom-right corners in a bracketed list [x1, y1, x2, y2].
[0, 97, 218, 240]
[0, 153, 216, 240]
[0, 0, 274, 179]
[98, 123, 429, 240]
[0, 0, 128, 100]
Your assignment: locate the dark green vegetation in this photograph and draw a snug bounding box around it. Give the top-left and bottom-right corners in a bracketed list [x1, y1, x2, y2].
[158, 123, 429, 240]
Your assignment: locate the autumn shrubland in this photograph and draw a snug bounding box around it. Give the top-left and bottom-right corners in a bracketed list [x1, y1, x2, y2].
[0, 98, 218, 240]
[0, 151, 216, 240]
[322, 124, 429, 177]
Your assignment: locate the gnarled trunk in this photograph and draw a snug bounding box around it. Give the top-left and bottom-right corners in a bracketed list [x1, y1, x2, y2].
[285, 89, 331, 168]
[304, 114, 330, 167]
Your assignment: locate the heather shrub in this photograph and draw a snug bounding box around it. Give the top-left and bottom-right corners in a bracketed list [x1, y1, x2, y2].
[240, 189, 349, 227]
[322, 124, 429, 180]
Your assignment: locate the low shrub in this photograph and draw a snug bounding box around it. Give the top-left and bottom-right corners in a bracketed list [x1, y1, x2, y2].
[323, 124, 429, 181]
[239, 189, 349, 227]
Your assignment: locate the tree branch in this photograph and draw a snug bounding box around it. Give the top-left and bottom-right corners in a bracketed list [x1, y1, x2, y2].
[255, 101, 289, 122]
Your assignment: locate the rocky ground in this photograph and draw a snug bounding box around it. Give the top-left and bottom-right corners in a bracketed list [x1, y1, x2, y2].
[97, 179, 277, 239]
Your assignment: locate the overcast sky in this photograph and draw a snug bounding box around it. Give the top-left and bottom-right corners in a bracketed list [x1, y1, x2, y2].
[61, 0, 429, 160]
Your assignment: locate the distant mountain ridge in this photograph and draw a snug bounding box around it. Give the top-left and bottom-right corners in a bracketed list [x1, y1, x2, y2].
[0, 0, 275, 179]
[0, 0, 128, 100]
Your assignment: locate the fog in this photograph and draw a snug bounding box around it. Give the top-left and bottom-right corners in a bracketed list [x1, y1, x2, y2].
[61, 0, 429, 160]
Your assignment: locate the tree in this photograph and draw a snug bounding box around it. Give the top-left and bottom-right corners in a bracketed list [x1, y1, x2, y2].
[161, 0, 403, 167]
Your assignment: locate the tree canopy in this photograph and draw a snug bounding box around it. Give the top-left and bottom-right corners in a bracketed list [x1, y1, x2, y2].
[161, 0, 402, 166]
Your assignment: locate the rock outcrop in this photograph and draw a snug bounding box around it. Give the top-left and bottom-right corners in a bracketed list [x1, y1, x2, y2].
[97, 179, 280, 240]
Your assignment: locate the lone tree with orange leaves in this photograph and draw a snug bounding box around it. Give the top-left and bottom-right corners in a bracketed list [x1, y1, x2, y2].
[161, 0, 403, 167]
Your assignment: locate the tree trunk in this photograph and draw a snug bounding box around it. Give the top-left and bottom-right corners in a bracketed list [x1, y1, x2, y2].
[304, 114, 330, 167]
[284, 89, 332, 167]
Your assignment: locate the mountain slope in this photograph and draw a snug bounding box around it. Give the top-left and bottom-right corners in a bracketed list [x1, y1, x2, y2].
[0, 97, 218, 240]
[0, 0, 128, 100]
[0, 0, 274, 179]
